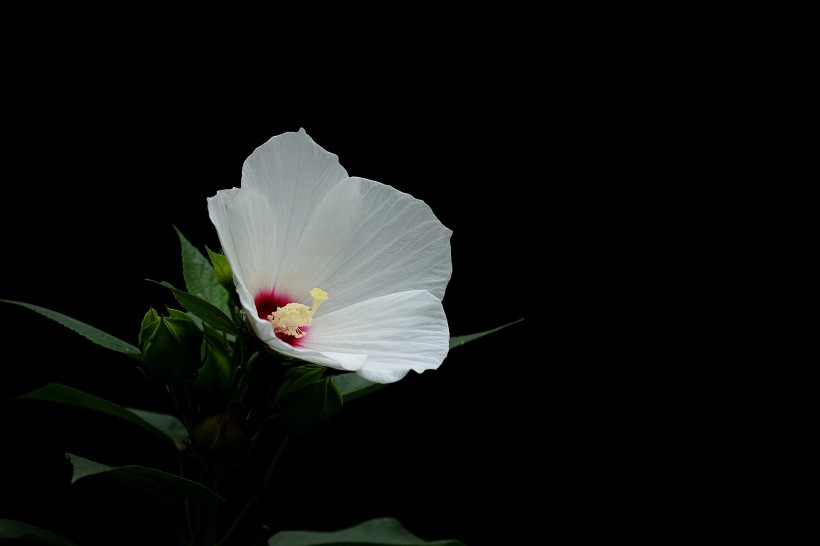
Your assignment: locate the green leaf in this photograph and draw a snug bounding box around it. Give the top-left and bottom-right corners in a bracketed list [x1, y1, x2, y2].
[268, 517, 465, 546]
[332, 373, 385, 403]
[449, 318, 524, 349]
[175, 226, 232, 317]
[0, 519, 77, 545]
[149, 280, 238, 336]
[16, 383, 186, 452]
[66, 453, 224, 505]
[127, 408, 189, 452]
[0, 299, 142, 361]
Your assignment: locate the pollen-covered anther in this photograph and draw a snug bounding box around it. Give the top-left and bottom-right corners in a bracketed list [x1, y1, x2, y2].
[309, 287, 328, 314]
[268, 288, 328, 338]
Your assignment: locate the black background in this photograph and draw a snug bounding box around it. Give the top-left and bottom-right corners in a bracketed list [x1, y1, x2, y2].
[0, 20, 786, 546]
[0, 66, 573, 545]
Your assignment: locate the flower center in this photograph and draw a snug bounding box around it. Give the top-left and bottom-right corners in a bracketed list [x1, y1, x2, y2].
[267, 288, 328, 339]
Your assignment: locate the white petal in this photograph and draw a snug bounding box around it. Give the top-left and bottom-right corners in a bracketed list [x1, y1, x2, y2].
[301, 290, 450, 384]
[234, 298, 367, 374]
[241, 129, 349, 288]
[244, 308, 369, 373]
[279, 177, 453, 311]
[208, 187, 283, 298]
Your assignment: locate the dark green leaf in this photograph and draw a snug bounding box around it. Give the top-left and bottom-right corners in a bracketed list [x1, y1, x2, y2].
[126, 408, 189, 452]
[175, 226, 232, 317]
[215, 318, 524, 409]
[332, 319, 525, 404]
[148, 280, 238, 336]
[16, 384, 185, 451]
[0, 299, 141, 361]
[449, 318, 524, 349]
[0, 519, 76, 545]
[66, 453, 224, 505]
[268, 517, 465, 546]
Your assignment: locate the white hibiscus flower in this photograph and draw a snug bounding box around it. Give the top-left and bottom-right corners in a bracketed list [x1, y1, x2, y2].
[207, 129, 452, 384]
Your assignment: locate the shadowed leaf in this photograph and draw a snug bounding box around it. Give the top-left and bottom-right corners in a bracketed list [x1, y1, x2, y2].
[0, 519, 76, 545]
[334, 318, 525, 403]
[0, 299, 141, 360]
[268, 517, 464, 546]
[66, 453, 224, 505]
[17, 383, 186, 451]
[332, 373, 385, 402]
[449, 318, 524, 349]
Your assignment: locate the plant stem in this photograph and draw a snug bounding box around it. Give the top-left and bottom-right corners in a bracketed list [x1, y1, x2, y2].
[260, 433, 289, 496]
[178, 453, 194, 542]
[216, 433, 290, 546]
[215, 493, 259, 546]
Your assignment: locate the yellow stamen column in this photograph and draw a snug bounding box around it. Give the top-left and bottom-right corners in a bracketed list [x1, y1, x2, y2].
[268, 288, 328, 338]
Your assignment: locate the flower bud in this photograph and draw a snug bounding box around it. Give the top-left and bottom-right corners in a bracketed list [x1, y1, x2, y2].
[274, 364, 343, 435]
[138, 307, 204, 383]
[190, 400, 253, 461]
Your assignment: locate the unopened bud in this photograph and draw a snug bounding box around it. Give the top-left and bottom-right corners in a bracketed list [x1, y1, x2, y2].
[274, 364, 343, 435]
[138, 307, 204, 383]
[190, 400, 253, 461]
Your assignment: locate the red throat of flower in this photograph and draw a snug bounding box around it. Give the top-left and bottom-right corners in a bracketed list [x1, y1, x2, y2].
[254, 288, 328, 346]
